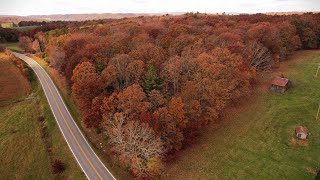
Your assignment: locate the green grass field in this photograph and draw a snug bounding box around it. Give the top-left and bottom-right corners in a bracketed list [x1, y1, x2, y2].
[1, 42, 24, 52]
[0, 99, 54, 179]
[163, 51, 320, 180]
[0, 23, 14, 28]
[0, 57, 85, 179]
[13, 26, 38, 32]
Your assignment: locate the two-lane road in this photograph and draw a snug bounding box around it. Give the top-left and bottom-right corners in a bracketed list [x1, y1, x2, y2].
[13, 52, 115, 180]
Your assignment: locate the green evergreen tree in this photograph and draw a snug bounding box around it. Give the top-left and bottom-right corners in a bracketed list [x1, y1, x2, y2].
[95, 60, 105, 75]
[142, 65, 162, 93]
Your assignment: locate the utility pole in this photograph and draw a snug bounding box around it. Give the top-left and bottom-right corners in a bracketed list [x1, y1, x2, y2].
[315, 64, 320, 77]
[316, 103, 320, 121]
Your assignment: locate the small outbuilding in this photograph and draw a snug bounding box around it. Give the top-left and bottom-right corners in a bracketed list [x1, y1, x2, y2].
[295, 126, 309, 140]
[270, 77, 290, 93]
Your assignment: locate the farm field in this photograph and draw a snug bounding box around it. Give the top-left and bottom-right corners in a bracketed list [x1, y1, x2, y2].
[0, 54, 84, 179]
[0, 42, 23, 52]
[13, 25, 38, 32]
[0, 23, 14, 28]
[163, 50, 320, 180]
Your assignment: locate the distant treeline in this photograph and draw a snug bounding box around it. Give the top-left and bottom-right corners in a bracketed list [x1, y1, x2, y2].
[0, 19, 115, 43]
[18, 21, 47, 27]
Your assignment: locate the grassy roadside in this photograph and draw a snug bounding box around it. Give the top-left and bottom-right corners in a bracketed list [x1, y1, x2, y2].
[36, 72, 86, 179]
[0, 53, 85, 179]
[0, 56, 52, 179]
[28, 55, 132, 179]
[0, 96, 54, 179]
[162, 50, 320, 179]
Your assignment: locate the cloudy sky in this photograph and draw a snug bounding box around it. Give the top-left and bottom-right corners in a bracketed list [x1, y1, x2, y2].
[1, 0, 320, 16]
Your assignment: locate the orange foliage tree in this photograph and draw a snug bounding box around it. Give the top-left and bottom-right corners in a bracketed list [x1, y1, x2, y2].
[71, 61, 102, 112]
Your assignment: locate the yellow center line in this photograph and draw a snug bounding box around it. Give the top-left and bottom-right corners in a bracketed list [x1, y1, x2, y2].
[38, 70, 103, 180]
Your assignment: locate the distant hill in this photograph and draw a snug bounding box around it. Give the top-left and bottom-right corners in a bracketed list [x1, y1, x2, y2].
[0, 16, 40, 23]
[0, 12, 185, 23]
[28, 13, 164, 21]
[265, 11, 320, 15]
[1, 11, 318, 24]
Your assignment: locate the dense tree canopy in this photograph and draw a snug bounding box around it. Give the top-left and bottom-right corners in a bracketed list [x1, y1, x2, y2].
[20, 12, 320, 178]
[0, 27, 19, 43]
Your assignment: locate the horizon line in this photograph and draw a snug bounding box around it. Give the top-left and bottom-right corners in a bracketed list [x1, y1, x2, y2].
[1, 10, 319, 17]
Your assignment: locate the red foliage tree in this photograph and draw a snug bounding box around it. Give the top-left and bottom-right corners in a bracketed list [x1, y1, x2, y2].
[154, 97, 186, 152]
[83, 96, 103, 128]
[101, 84, 151, 121]
[71, 61, 102, 113]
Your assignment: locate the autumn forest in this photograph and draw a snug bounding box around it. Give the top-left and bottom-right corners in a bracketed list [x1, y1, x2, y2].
[5, 12, 320, 178]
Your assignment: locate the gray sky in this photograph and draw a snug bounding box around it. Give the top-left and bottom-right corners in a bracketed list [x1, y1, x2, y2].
[1, 0, 320, 16]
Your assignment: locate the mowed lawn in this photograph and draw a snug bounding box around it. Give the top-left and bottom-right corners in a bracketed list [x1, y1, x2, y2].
[163, 50, 320, 180]
[0, 54, 84, 179]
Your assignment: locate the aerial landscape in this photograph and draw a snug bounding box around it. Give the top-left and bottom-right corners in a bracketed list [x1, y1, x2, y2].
[1, 0, 320, 179]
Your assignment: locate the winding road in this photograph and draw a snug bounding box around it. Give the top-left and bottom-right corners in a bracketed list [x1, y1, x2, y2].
[13, 52, 115, 180]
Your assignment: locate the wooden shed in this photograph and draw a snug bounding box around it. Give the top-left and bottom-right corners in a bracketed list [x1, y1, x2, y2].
[270, 77, 290, 93]
[295, 126, 309, 140]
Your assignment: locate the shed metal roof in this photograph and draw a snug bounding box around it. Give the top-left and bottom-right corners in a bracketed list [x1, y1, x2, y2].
[295, 126, 309, 134]
[271, 77, 289, 87]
